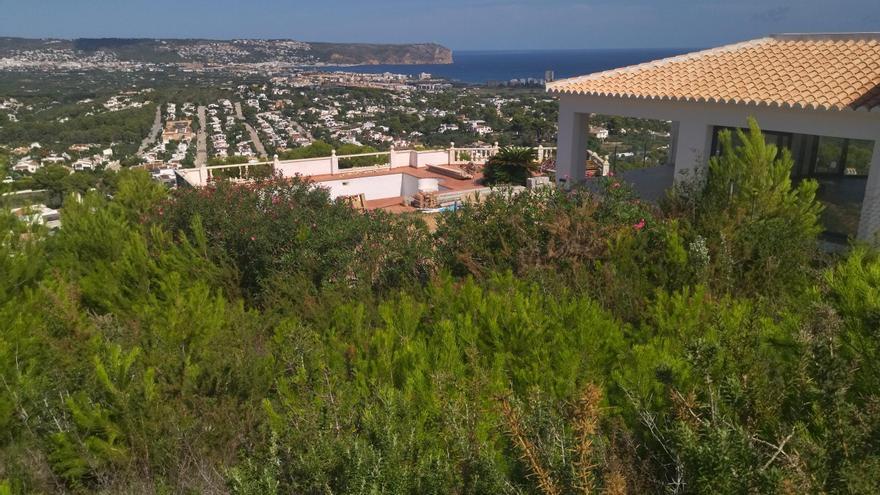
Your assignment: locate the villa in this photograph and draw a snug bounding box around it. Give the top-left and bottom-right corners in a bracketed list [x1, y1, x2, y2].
[162, 120, 195, 144]
[549, 33, 880, 241]
[176, 144, 558, 211]
[12, 157, 39, 174]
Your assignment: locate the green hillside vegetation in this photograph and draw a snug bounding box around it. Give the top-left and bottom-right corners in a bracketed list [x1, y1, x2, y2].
[0, 104, 156, 158]
[2, 120, 879, 494]
[308, 42, 452, 64]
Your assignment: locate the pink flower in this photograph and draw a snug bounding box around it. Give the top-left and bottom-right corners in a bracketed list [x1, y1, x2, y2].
[250, 235, 256, 241]
[608, 171, 615, 177]
[633, 219, 646, 231]
[611, 182, 621, 189]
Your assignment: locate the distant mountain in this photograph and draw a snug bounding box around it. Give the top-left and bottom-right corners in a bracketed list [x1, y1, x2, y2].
[0, 37, 453, 66]
[308, 42, 452, 65]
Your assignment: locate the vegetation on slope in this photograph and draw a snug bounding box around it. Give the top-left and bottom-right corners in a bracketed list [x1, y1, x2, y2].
[1, 121, 879, 494]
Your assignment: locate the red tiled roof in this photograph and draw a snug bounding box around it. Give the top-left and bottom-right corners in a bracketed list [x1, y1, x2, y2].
[547, 33, 880, 112]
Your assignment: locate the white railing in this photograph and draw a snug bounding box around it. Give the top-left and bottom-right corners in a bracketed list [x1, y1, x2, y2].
[176, 144, 558, 188]
[451, 144, 556, 164]
[537, 145, 557, 163]
[453, 147, 495, 163]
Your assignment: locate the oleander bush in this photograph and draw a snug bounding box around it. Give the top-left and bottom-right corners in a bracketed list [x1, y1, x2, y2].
[2, 121, 880, 494]
[161, 175, 434, 304]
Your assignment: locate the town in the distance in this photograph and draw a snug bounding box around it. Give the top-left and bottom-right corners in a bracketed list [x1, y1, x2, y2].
[0, 36, 670, 224]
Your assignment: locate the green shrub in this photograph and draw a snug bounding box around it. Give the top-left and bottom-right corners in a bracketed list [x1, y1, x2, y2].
[665, 117, 823, 299]
[482, 146, 538, 186]
[1, 121, 879, 494]
[160, 175, 433, 304]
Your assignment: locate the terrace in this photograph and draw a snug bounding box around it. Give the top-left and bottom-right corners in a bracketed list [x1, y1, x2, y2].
[176, 143, 558, 211]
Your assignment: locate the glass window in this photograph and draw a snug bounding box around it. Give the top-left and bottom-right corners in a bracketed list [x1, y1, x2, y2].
[711, 126, 739, 156]
[845, 139, 874, 176]
[710, 126, 792, 157]
[771, 133, 792, 151]
[814, 137, 846, 175]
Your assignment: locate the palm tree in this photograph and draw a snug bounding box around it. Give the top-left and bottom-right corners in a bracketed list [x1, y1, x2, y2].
[483, 146, 538, 186]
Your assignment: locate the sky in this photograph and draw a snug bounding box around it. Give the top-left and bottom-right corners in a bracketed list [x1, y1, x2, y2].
[0, 0, 878, 50]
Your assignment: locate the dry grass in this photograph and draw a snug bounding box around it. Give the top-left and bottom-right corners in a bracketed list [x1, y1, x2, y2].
[499, 384, 633, 495]
[498, 394, 560, 495]
[573, 383, 602, 494]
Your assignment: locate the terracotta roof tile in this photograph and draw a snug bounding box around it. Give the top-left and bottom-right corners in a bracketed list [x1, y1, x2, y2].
[547, 33, 880, 112]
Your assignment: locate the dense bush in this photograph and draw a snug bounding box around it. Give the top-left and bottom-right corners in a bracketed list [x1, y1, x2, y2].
[482, 146, 538, 186]
[2, 122, 879, 494]
[161, 175, 434, 304]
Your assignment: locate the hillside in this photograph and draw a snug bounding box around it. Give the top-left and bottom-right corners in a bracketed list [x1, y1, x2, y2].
[309, 41, 453, 65]
[0, 37, 453, 66]
[4, 122, 880, 493]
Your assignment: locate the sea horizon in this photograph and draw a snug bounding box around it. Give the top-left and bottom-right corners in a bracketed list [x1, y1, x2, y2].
[317, 47, 699, 85]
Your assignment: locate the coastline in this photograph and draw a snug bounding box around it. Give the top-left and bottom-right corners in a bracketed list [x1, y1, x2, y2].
[312, 47, 695, 85]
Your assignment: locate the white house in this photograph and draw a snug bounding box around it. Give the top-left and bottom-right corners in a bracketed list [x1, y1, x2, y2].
[12, 157, 40, 174]
[73, 158, 95, 171]
[548, 33, 880, 241]
[590, 126, 609, 140]
[42, 155, 66, 164]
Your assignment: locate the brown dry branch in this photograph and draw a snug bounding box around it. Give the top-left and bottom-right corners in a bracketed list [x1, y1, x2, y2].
[573, 383, 603, 494]
[602, 458, 628, 495]
[497, 394, 560, 495]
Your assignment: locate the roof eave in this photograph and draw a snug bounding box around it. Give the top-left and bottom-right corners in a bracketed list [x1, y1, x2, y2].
[548, 89, 879, 114]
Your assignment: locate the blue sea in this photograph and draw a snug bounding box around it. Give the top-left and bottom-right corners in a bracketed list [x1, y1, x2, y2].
[318, 49, 694, 85]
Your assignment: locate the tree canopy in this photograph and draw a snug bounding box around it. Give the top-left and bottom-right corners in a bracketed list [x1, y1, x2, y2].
[2, 121, 879, 494]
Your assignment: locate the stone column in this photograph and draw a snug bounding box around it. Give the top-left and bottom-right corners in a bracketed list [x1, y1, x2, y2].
[672, 119, 713, 183]
[555, 109, 588, 186]
[667, 121, 680, 166]
[858, 139, 880, 243]
[448, 142, 456, 165]
[330, 149, 339, 175]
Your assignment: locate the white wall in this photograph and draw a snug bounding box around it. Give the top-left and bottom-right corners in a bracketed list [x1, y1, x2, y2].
[390, 150, 411, 168]
[402, 174, 423, 197]
[558, 94, 880, 141]
[859, 140, 880, 241]
[275, 157, 333, 177]
[556, 93, 880, 241]
[414, 150, 449, 168]
[555, 109, 589, 185]
[558, 93, 880, 180]
[317, 174, 405, 201]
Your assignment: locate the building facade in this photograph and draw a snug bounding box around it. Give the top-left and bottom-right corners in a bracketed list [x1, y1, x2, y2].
[549, 33, 880, 241]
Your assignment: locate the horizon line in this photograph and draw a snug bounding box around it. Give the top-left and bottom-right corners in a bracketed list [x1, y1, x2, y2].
[0, 35, 701, 52]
